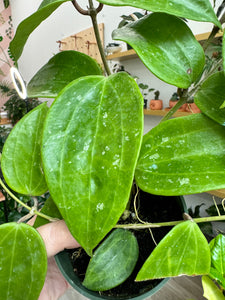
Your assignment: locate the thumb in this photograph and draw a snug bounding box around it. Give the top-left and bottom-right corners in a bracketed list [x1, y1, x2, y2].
[37, 220, 80, 257]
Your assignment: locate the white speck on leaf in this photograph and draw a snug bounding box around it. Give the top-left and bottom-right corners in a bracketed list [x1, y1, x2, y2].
[96, 203, 104, 212]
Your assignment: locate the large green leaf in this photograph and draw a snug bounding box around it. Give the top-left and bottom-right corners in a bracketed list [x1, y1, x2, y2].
[113, 13, 205, 88]
[9, 0, 71, 62]
[135, 113, 225, 196]
[0, 222, 47, 300]
[209, 234, 225, 289]
[136, 221, 210, 281]
[27, 51, 103, 98]
[195, 72, 225, 126]
[83, 229, 139, 291]
[41, 72, 143, 255]
[1, 103, 49, 196]
[202, 276, 225, 300]
[97, 0, 221, 27]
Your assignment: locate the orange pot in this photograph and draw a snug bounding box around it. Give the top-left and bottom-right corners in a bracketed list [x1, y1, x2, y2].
[169, 100, 178, 108]
[150, 99, 163, 110]
[169, 100, 187, 111]
[186, 103, 201, 113]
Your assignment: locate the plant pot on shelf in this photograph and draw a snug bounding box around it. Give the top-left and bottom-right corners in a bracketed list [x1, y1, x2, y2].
[186, 103, 201, 113]
[56, 193, 186, 300]
[169, 100, 187, 112]
[150, 99, 163, 110]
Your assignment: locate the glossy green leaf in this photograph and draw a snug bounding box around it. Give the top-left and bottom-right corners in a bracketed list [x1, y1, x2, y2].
[97, 0, 221, 27]
[135, 113, 225, 196]
[209, 234, 225, 289]
[42, 72, 143, 255]
[136, 221, 210, 281]
[9, 0, 71, 62]
[1, 103, 48, 196]
[223, 31, 225, 76]
[0, 222, 47, 300]
[195, 72, 225, 126]
[83, 229, 139, 291]
[27, 51, 103, 98]
[33, 196, 62, 228]
[113, 13, 205, 88]
[202, 276, 225, 300]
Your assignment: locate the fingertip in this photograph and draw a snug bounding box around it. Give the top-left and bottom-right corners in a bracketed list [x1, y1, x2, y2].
[37, 220, 80, 257]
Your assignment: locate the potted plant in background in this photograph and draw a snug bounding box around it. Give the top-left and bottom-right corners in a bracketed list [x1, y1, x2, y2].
[138, 82, 154, 109]
[186, 97, 202, 113]
[149, 90, 163, 110]
[168, 91, 187, 112]
[1, 0, 225, 300]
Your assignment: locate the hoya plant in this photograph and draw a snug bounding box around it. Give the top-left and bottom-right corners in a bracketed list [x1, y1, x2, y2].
[1, 0, 225, 299]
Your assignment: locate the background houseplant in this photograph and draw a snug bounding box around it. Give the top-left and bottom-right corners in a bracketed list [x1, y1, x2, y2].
[138, 82, 154, 109]
[149, 90, 162, 110]
[1, 0, 225, 299]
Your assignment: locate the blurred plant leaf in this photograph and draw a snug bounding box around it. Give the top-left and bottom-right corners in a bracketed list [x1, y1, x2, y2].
[202, 275, 225, 300]
[209, 234, 225, 289]
[195, 72, 225, 126]
[113, 13, 205, 88]
[9, 0, 71, 62]
[27, 51, 103, 98]
[97, 0, 221, 27]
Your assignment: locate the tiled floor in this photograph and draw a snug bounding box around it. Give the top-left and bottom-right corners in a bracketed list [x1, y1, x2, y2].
[59, 276, 205, 300]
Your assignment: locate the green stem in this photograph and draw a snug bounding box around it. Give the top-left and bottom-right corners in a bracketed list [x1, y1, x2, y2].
[0, 178, 56, 222]
[202, 25, 220, 52]
[88, 0, 111, 76]
[115, 214, 225, 229]
[160, 91, 188, 122]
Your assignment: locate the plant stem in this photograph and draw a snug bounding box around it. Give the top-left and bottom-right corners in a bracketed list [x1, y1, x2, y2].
[88, 0, 111, 76]
[160, 90, 188, 122]
[0, 178, 57, 223]
[115, 214, 225, 229]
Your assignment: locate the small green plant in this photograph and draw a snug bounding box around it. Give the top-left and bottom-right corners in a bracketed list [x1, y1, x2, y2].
[154, 90, 160, 99]
[170, 92, 179, 101]
[138, 82, 154, 99]
[1, 0, 225, 299]
[117, 11, 146, 28]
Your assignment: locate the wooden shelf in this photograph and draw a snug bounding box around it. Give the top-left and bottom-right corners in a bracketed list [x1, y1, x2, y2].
[195, 31, 223, 42]
[106, 49, 137, 61]
[144, 109, 191, 117]
[106, 31, 223, 61]
[207, 189, 225, 198]
[0, 118, 11, 125]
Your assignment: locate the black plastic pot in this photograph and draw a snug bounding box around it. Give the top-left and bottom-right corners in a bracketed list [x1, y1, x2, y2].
[55, 195, 187, 300]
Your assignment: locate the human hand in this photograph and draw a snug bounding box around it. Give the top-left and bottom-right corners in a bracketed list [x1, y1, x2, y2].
[35, 220, 80, 300]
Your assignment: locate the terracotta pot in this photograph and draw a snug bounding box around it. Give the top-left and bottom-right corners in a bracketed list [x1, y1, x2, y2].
[150, 99, 163, 110]
[169, 100, 178, 108]
[186, 103, 201, 113]
[169, 100, 187, 111]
